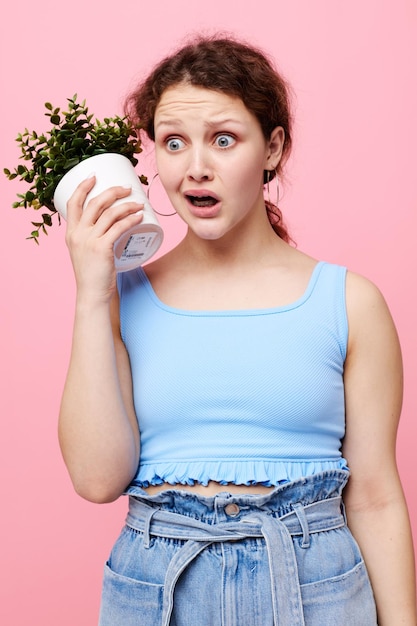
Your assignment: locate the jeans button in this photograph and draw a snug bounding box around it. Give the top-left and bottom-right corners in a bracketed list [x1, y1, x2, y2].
[224, 503, 240, 517]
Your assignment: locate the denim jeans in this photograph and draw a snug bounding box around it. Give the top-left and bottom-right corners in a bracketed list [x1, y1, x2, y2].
[98, 470, 377, 625]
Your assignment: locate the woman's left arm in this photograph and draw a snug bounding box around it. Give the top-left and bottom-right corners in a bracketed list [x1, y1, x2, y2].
[342, 271, 416, 625]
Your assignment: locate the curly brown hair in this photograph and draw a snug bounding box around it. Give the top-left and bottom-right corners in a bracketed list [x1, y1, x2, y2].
[125, 35, 294, 242]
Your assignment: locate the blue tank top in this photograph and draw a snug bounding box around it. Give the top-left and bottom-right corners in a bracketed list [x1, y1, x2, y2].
[118, 261, 349, 488]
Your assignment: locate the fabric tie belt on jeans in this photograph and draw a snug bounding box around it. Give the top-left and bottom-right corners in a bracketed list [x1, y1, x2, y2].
[126, 494, 346, 626]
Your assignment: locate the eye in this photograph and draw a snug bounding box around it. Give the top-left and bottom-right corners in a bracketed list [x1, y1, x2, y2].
[214, 134, 235, 148]
[166, 137, 185, 151]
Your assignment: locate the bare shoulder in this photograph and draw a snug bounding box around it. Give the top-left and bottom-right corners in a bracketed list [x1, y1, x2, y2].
[345, 270, 399, 350]
[345, 270, 388, 312]
[344, 269, 402, 385]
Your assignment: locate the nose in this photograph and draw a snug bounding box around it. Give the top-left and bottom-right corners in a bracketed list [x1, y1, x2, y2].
[186, 147, 213, 182]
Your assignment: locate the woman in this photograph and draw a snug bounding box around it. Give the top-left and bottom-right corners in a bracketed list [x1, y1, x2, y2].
[59, 35, 416, 625]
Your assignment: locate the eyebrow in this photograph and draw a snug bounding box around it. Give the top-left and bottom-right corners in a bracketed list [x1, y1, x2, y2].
[155, 118, 245, 129]
[205, 118, 245, 128]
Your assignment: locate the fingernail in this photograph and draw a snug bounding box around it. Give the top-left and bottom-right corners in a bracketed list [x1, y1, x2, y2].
[86, 172, 95, 179]
[122, 184, 132, 190]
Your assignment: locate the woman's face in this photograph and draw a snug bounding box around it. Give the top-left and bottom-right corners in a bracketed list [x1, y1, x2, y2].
[154, 84, 284, 242]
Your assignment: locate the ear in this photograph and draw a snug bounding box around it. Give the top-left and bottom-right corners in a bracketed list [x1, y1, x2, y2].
[265, 126, 285, 171]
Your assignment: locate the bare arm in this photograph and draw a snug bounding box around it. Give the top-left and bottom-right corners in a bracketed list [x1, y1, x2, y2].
[58, 176, 144, 503]
[342, 272, 416, 625]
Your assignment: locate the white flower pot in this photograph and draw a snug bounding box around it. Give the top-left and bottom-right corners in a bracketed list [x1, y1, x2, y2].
[53, 153, 163, 272]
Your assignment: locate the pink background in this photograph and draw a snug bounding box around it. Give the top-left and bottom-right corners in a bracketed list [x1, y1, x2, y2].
[1, 1, 416, 624]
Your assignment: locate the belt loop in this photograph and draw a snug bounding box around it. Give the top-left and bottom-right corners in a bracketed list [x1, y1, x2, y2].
[292, 503, 310, 549]
[142, 505, 159, 549]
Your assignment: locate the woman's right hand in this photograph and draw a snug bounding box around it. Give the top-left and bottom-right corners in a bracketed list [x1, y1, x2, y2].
[65, 175, 144, 303]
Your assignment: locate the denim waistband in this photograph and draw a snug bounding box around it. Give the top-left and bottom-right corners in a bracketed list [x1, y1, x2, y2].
[125, 471, 349, 626]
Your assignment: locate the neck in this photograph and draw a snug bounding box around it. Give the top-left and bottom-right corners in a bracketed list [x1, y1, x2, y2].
[180, 210, 287, 270]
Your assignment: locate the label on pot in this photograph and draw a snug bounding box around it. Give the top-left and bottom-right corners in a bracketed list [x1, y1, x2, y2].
[121, 233, 159, 259]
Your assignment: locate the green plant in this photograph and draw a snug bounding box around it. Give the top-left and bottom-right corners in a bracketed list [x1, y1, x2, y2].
[4, 94, 147, 243]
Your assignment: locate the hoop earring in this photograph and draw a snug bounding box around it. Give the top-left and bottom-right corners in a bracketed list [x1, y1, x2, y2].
[264, 169, 280, 206]
[146, 173, 177, 216]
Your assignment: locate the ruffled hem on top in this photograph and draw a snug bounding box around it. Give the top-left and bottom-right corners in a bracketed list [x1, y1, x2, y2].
[125, 457, 349, 491]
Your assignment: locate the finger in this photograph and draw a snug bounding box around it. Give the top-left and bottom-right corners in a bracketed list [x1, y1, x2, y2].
[65, 174, 97, 226]
[99, 209, 145, 246]
[81, 185, 136, 225]
[90, 201, 144, 239]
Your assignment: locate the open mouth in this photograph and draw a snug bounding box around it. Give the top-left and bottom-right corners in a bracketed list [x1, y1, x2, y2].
[186, 194, 219, 208]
